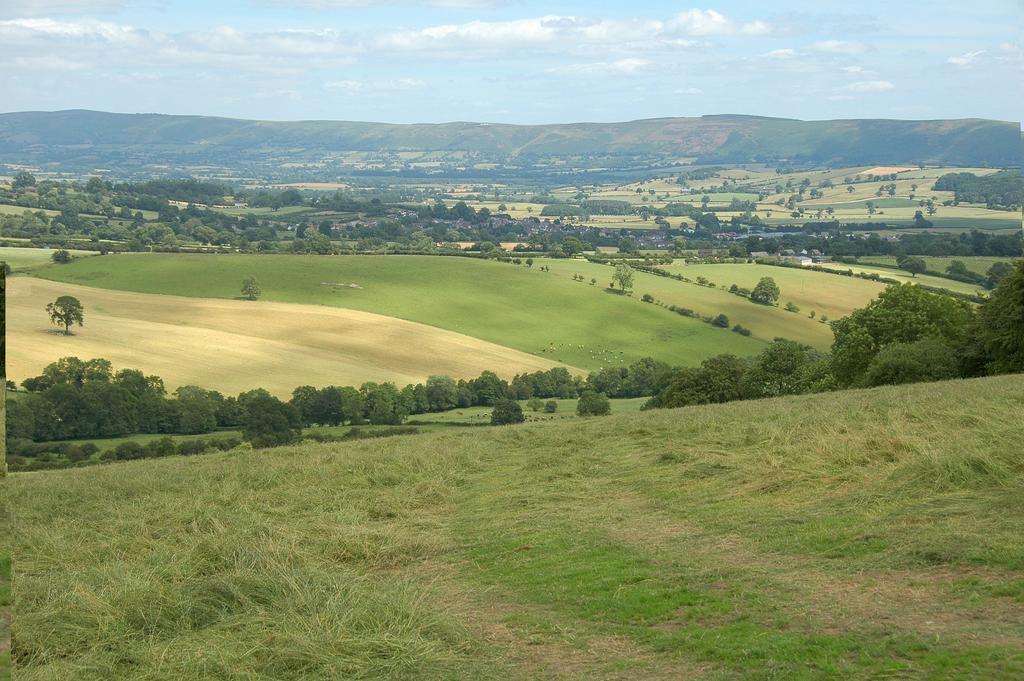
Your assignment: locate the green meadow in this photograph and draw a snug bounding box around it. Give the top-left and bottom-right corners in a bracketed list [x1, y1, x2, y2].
[10, 375, 1024, 680]
[542, 259, 868, 348]
[0, 247, 97, 272]
[30, 253, 764, 369]
[815, 262, 988, 296]
[857, 255, 1020, 276]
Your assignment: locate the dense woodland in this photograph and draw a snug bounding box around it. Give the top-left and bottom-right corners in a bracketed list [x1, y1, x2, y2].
[933, 170, 1023, 210]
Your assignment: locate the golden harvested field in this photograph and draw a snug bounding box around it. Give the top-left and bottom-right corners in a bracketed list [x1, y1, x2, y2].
[6, 277, 573, 395]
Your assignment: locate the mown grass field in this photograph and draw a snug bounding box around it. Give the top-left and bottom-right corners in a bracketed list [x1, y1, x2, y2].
[0, 204, 59, 217]
[858, 255, 1020, 276]
[814, 263, 987, 296]
[5, 276, 570, 395]
[0, 247, 97, 272]
[10, 375, 1024, 679]
[646, 261, 888, 343]
[29, 253, 764, 371]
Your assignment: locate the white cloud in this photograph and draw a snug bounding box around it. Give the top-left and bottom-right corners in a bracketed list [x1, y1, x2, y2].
[674, 87, 703, 95]
[379, 10, 770, 56]
[842, 80, 894, 92]
[841, 65, 865, 73]
[261, 0, 502, 6]
[667, 9, 770, 36]
[947, 50, 986, 66]
[0, 0, 133, 18]
[812, 40, 865, 54]
[548, 58, 651, 76]
[12, 55, 89, 71]
[325, 77, 424, 91]
[764, 48, 796, 59]
[0, 18, 361, 73]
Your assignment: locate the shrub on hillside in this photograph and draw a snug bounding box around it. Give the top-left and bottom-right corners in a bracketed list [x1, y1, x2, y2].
[830, 284, 972, 387]
[544, 400, 558, 413]
[750, 277, 780, 305]
[862, 337, 960, 387]
[576, 391, 611, 416]
[972, 260, 1024, 375]
[112, 441, 145, 460]
[651, 354, 746, 409]
[491, 400, 525, 425]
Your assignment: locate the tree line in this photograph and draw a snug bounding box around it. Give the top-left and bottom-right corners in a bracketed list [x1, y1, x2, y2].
[5, 360, 674, 455]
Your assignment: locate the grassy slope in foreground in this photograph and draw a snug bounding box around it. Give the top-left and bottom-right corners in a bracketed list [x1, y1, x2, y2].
[32, 253, 763, 369]
[11, 374, 1024, 680]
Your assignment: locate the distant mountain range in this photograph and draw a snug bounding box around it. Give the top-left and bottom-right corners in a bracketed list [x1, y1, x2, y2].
[0, 110, 1019, 179]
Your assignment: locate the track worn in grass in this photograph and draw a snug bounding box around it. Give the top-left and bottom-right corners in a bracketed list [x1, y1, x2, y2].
[10, 375, 1024, 679]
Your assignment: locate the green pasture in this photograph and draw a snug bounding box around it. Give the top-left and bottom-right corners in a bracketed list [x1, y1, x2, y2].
[814, 262, 987, 296]
[30, 253, 765, 369]
[0, 246, 98, 272]
[858, 255, 1020, 276]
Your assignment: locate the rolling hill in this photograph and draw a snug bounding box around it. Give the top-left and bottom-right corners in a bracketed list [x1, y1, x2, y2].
[0, 110, 1019, 175]
[4, 276, 573, 396]
[9, 375, 1024, 679]
[26, 253, 765, 373]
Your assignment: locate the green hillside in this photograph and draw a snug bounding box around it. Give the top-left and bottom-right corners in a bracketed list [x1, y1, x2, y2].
[1, 110, 1018, 173]
[10, 375, 1024, 679]
[30, 253, 764, 369]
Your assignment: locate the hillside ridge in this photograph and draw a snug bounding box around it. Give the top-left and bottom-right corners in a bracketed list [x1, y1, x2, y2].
[1, 109, 1019, 172]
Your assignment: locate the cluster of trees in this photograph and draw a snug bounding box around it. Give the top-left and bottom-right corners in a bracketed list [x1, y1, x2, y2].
[933, 170, 1023, 210]
[287, 362, 667, 428]
[5, 358, 303, 450]
[6, 355, 687, 464]
[648, 262, 1024, 410]
[741, 230, 1021, 261]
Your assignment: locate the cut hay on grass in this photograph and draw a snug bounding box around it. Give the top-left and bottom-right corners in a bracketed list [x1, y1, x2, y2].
[9, 375, 1024, 679]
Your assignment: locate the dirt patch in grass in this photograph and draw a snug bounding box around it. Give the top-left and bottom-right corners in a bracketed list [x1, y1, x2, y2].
[420, 562, 713, 680]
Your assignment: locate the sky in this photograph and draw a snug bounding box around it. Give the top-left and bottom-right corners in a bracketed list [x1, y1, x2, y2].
[1, 1, 1022, 124]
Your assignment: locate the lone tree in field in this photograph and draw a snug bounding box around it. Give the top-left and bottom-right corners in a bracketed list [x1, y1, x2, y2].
[242, 276, 261, 300]
[750, 277, 781, 305]
[612, 262, 634, 292]
[899, 256, 927, 278]
[46, 295, 84, 335]
[51, 249, 73, 264]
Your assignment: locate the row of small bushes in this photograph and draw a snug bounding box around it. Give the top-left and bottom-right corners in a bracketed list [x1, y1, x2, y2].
[6, 435, 245, 471]
[7, 424, 432, 471]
